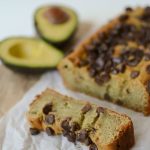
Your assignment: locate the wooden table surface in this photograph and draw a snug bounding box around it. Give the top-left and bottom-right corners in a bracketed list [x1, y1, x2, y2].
[0, 65, 40, 117]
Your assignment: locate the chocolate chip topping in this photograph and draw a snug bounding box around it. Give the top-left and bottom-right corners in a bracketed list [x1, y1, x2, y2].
[144, 53, 150, 61]
[89, 144, 98, 150]
[44, 6, 69, 24]
[46, 127, 55, 136]
[119, 14, 129, 22]
[126, 7, 133, 12]
[66, 132, 76, 143]
[81, 103, 92, 114]
[70, 122, 80, 131]
[146, 80, 150, 94]
[130, 71, 140, 79]
[43, 103, 52, 115]
[96, 107, 105, 115]
[30, 128, 40, 135]
[104, 93, 111, 101]
[45, 114, 55, 124]
[76, 129, 89, 142]
[61, 119, 71, 131]
[146, 65, 150, 74]
[77, 7, 150, 86]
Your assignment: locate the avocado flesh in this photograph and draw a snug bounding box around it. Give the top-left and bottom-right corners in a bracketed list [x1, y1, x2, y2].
[35, 6, 78, 44]
[0, 38, 64, 72]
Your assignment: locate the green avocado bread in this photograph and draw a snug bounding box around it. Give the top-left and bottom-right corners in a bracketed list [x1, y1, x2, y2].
[0, 37, 64, 73]
[34, 5, 78, 46]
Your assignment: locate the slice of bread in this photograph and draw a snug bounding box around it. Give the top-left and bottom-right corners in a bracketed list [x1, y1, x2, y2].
[58, 6, 150, 115]
[27, 89, 134, 150]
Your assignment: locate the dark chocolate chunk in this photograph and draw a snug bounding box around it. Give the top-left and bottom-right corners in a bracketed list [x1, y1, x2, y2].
[130, 71, 140, 79]
[70, 122, 80, 131]
[46, 127, 55, 136]
[113, 57, 121, 64]
[126, 7, 133, 12]
[95, 58, 104, 71]
[119, 14, 129, 22]
[66, 132, 76, 143]
[43, 103, 52, 115]
[146, 80, 150, 94]
[96, 106, 105, 114]
[85, 44, 95, 52]
[45, 114, 55, 124]
[111, 68, 119, 75]
[89, 67, 97, 77]
[104, 93, 111, 101]
[62, 130, 68, 136]
[89, 144, 98, 150]
[84, 137, 92, 146]
[81, 103, 92, 114]
[30, 128, 40, 135]
[76, 129, 89, 142]
[144, 53, 150, 61]
[61, 119, 71, 131]
[146, 65, 150, 74]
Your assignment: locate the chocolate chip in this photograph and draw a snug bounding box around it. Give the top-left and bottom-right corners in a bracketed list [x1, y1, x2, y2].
[95, 58, 104, 71]
[81, 103, 92, 114]
[89, 144, 98, 150]
[62, 130, 68, 136]
[113, 57, 121, 64]
[116, 100, 123, 105]
[104, 93, 111, 101]
[100, 73, 111, 83]
[95, 75, 104, 85]
[146, 80, 150, 94]
[146, 65, 150, 74]
[70, 122, 80, 131]
[144, 53, 150, 61]
[76, 129, 89, 142]
[85, 137, 93, 146]
[30, 128, 40, 135]
[130, 71, 140, 79]
[89, 68, 97, 77]
[119, 14, 129, 22]
[45, 114, 55, 124]
[66, 132, 76, 143]
[126, 7, 133, 12]
[46, 127, 55, 136]
[96, 107, 105, 114]
[85, 44, 95, 52]
[43, 103, 52, 115]
[61, 119, 71, 131]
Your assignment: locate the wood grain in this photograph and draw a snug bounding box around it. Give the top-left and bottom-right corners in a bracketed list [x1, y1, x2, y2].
[0, 65, 40, 117]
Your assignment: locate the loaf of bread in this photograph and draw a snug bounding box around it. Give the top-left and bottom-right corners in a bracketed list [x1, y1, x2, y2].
[58, 6, 150, 115]
[27, 89, 134, 150]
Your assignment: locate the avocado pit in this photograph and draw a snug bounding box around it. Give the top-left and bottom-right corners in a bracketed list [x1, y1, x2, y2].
[44, 6, 70, 24]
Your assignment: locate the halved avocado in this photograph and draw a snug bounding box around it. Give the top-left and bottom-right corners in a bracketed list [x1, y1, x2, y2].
[34, 5, 78, 46]
[0, 37, 64, 73]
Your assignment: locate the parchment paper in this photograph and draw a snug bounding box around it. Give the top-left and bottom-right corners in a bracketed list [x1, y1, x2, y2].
[0, 71, 150, 150]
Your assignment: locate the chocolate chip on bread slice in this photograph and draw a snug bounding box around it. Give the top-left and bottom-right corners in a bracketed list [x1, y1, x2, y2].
[27, 89, 134, 150]
[58, 6, 150, 115]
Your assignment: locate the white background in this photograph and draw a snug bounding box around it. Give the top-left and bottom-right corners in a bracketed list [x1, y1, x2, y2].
[0, 0, 150, 40]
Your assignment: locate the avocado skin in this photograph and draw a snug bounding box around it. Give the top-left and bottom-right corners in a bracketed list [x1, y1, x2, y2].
[2, 59, 55, 74]
[34, 19, 78, 48]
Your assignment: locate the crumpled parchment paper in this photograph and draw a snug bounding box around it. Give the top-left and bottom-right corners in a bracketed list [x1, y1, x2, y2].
[0, 71, 150, 150]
